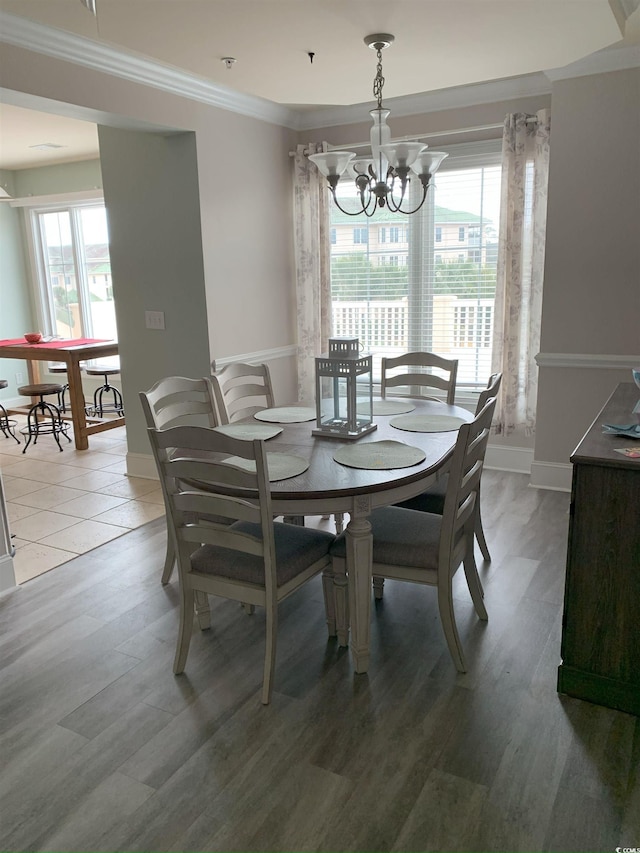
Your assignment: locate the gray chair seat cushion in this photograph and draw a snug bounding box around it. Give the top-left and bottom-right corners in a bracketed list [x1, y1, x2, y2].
[191, 521, 334, 586]
[395, 475, 448, 514]
[330, 506, 443, 569]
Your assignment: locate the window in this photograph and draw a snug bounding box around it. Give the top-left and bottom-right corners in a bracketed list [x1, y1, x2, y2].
[29, 200, 116, 340]
[329, 145, 501, 385]
[379, 227, 386, 243]
[330, 227, 336, 244]
[353, 227, 368, 244]
[458, 226, 465, 241]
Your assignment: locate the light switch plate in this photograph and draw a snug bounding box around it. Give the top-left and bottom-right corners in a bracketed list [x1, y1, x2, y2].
[145, 310, 165, 330]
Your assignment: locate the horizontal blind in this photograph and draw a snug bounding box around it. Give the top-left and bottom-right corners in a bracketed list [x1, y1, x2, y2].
[329, 152, 502, 387]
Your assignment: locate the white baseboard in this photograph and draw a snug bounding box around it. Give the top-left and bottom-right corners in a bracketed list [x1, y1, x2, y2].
[126, 451, 159, 481]
[485, 443, 533, 475]
[530, 460, 572, 492]
[0, 553, 17, 593]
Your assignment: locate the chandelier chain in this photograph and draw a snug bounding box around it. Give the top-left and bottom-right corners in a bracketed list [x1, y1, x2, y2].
[373, 47, 385, 109]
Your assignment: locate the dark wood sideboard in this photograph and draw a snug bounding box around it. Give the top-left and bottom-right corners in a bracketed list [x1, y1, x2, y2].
[558, 382, 640, 715]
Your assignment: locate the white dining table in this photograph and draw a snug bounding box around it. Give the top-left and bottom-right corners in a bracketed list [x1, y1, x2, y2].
[244, 398, 473, 674]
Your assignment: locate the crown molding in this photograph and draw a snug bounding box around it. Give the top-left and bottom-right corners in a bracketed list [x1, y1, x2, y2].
[3, 10, 637, 134]
[0, 11, 299, 129]
[544, 43, 640, 81]
[296, 72, 552, 131]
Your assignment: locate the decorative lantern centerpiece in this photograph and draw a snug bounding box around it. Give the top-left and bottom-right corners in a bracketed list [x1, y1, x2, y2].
[313, 337, 377, 440]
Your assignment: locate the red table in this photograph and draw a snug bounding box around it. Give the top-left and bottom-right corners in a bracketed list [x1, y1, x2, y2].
[0, 338, 122, 450]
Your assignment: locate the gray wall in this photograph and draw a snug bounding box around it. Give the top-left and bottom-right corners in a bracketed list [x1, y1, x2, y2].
[534, 67, 640, 475]
[98, 126, 210, 456]
[13, 158, 102, 197]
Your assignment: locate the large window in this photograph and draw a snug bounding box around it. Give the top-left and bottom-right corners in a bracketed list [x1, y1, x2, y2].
[330, 145, 501, 386]
[29, 200, 116, 340]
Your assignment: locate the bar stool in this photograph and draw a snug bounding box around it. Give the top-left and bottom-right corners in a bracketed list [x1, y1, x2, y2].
[48, 363, 82, 413]
[85, 363, 124, 417]
[0, 379, 20, 444]
[18, 383, 72, 453]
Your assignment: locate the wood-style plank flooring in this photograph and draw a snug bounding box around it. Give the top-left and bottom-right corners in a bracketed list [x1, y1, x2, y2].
[1, 470, 638, 852]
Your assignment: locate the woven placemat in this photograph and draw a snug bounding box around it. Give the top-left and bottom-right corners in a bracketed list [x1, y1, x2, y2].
[389, 413, 466, 433]
[333, 440, 426, 470]
[254, 406, 316, 424]
[224, 452, 309, 481]
[357, 399, 416, 415]
[214, 423, 283, 440]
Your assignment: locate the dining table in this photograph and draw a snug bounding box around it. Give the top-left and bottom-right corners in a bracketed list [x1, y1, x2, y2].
[222, 398, 474, 674]
[0, 337, 123, 451]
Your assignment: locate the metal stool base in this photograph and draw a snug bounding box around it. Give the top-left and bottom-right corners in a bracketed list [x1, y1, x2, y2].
[21, 399, 72, 453]
[87, 380, 124, 417]
[0, 402, 20, 444]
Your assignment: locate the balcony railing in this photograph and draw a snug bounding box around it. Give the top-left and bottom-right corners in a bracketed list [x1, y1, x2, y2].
[332, 296, 494, 384]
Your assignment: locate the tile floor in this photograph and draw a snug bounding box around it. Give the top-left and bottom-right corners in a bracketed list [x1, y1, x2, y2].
[1, 415, 164, 585]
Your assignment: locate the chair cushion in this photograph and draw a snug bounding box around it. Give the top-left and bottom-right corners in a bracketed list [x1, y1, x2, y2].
[395, 475, 448, 514]
[330, 506, 442, 570]
[191, 521, 334, 586]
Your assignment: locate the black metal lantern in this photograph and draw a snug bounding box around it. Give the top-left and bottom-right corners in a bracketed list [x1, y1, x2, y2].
[313, 337, 377, 439]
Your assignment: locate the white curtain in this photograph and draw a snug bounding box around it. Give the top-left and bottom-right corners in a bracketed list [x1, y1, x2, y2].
[491, 109, 551, 435]
[292, 143, 332, 403]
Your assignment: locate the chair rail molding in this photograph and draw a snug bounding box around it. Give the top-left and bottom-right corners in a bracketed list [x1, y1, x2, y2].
[212, 345, 297, 370]
[536, 352, 640, 370]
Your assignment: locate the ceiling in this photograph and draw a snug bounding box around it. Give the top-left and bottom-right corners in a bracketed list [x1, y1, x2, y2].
[1, 0, 639, 170]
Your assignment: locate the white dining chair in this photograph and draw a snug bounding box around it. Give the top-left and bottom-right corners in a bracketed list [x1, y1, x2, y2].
[381, 351, 458, 404]
[210, 360, 275, 424]
[329, 394, 497, 673]
[139, 376, 219, 584]
[147, 424, 336, 704]
[395, 372, 502, 561]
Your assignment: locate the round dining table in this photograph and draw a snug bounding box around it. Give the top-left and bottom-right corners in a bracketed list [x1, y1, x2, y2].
[243, 398, 474, 674]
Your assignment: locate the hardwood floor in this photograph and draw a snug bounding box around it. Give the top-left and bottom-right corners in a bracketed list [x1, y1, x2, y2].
[1, 470, 638, 852]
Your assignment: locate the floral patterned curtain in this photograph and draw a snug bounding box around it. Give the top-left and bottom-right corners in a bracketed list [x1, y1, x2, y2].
[491, 109, 551, 435]
[292, 143, 332, 403]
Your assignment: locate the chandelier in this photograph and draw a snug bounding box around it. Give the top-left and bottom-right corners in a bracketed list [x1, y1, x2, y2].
[309, 34, 448, 218]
